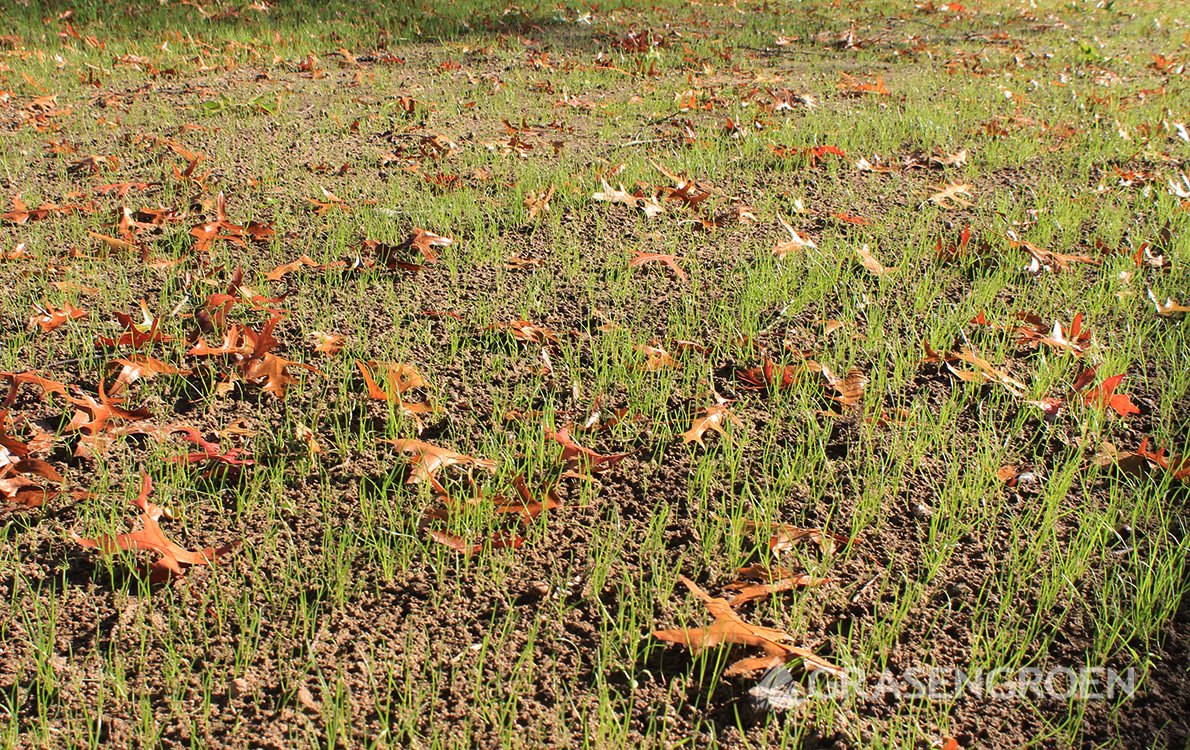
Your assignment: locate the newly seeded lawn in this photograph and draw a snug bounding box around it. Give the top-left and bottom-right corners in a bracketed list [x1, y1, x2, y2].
[0, 1, 1187, 748]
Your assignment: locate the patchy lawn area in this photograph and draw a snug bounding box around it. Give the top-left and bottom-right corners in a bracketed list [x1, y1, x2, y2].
[0, 0, 1187, 747]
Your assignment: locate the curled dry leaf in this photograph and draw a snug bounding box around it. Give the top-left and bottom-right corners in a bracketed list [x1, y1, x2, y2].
[593, 179, 639, 207]
[682, 402, 743, 446]
[28, 302, 87, 332]
[493, 474, 562, 522]
[1095, 438, 1189, 482]
[940, 347, 1028, 397]
[1148, 289, 1189, 317]
[1008, 233, 1099, 273]
[309, 187, 349, 215]
[0, 456, 66, 511]
[742, 519, 857, 556]
[773, 211, 817, 255]
[65, 382, 151, 438]
[652, 575, 841, 677]
[385, 438, 496, 484]
[1014, 312, 1091, 356]
[190, 317, 315, 399]
[488, 319, 564, 345]
[630, 251, 687, 282]
[295, 423, 323, 457]
[854, 244, 891, 276]
[428, 529, 523, 556]
[821, 366, 866, 407]
[409, 228, 452, 263]
[1082, 373, 1140, 417]
[166, 425, 254, 468]
[545, 427, 630, 476]
[190, 192, 273, 254]
[524, 184, 555, 219]
[265, 254, 319, 281]
[638, 343, 679, 371]
[72, 473, 237, 584]
[355, 360, 430, 423]
[736, 358, 821, 391]
[311, 331, 345, 355]
[95, 301, 173, 349]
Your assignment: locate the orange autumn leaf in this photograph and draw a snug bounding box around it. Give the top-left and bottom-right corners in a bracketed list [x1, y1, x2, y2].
[265, 254, 320, 281]
[493, 474, 562, 522]
[630, 251, 687, 282]
[682, 402, 743, 446]
[821, 366, 866, 407]
[106, 355, 191, 392]
[545, 427, 630, 475]
[1083, 374, 1140, 417]
[409, 227, 452, 263]
[428, 529, 523, 556]
[724, 564, 829, 608]
[773, 211, 817, 255]
[311, 331, 345, 355]
[72, 473, 237, 583]
[653, 576, 841, 676]
[28, 302, 87, 332]
[356, 359, 426, 400]
[854, 244, 891, 276]
[385, 438, 496, 484]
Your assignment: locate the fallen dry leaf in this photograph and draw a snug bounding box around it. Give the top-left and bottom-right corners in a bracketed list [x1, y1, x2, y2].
[724, 565, 829, 608]
[773, 211, 817, 255]
[72, 473, 237, 584]
[854, 244, 891, 276]
[653, 576, 841, 676]
[311, 331, 345, 355]
[630, 251, 687, 282]
[428, 529, 523, 556]
[924, 182, 974, 209]
[386, 438, 496, 484]
[682, 402, 743, 446]
[545, 427, 630, 476]
[1082, 373, 1140, 417]
[28, 302, 87, 332]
